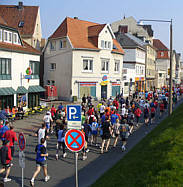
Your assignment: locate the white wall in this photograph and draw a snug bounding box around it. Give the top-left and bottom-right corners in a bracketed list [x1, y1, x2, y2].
[72, 49, 123, 99]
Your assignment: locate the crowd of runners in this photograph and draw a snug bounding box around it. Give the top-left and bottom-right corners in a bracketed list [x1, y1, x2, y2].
[0, 86, 182, 186]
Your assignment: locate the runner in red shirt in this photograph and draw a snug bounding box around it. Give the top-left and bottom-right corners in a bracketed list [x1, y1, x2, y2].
[134, 107, 142, 126]
[0, 140, 13, 183]
[159, 102, 164, 118]
[151, 106, 156, 124]
[2, 125, 17, 157]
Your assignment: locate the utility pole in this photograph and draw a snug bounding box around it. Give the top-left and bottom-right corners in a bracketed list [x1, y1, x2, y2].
[168, 19, 173, 115]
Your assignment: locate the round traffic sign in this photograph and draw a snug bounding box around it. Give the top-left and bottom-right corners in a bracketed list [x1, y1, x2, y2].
[18, 133, 26, 151]
[65, 129, 85, 152]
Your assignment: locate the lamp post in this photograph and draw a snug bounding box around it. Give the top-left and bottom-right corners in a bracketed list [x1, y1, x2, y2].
[138, 19, 173, 115]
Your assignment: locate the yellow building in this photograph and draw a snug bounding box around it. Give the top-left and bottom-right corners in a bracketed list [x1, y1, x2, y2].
[145, 44, 156, 91]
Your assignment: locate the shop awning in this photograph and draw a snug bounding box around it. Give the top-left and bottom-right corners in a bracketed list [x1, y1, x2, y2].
[17, 86, 28, 94]
[0, 87, 16, 96]
[28, 85, 45, 93]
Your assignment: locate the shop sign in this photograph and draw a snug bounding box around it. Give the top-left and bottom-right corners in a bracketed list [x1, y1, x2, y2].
[101, 75, 109, 86]
[25, 67, 32, 82]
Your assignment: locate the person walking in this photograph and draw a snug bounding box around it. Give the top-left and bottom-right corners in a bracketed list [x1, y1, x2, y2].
[0, 140, 13, 183]
[2, 125, 17, 157]
[144, 105, 150, 126]
[55, 124, 67, 160]
[134, 107, 142, 126]
[100, 116, 112, 154]
[30, 138, 50, 186]
[120, 119, 130, 151]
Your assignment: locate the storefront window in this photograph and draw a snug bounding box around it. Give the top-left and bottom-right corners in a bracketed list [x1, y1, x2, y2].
[30, 61, 40, 79]
[17, 94, 26, 107]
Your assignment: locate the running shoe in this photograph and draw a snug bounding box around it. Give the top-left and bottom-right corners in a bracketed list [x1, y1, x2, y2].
[45, 175, 51, 182]
[30, 180, 34, 187]
[4, 178, 11, 182]
[63, 153, 67, 158]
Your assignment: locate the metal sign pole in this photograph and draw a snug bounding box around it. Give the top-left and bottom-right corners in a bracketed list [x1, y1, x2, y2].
[75, 152, 78, 187]
[22, 167, 24, 187]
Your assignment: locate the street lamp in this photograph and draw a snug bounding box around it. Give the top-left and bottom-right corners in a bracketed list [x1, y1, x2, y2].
[138, 19, 173, 115]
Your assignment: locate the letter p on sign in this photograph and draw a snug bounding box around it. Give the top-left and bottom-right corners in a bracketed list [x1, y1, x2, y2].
[69, 107, 77, 120]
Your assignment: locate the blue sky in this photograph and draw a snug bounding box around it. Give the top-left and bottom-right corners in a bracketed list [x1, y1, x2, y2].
[1, 0, 182, 58]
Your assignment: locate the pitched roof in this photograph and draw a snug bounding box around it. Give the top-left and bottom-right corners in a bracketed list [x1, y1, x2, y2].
[0, 40, 41, 55]
[153, 39, 169, 51]
[0, 5, 38, 36]
[115, 32, 146, 50]
[49, 17, 124, 54]
[0, 15, 7, 26]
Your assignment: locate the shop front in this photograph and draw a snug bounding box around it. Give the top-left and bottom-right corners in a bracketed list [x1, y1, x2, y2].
[79, 82, 96, 98]
[16, 86, 28, 107]
[135, 77, 145, 92]
[101, 75, 109, 99]
[111, 83, 120, 97]
[28, 86, 45, 108]
[0, 87, 16, 109]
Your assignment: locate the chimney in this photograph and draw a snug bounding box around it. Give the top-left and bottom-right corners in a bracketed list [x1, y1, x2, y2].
[18, 2, 23, 10]
[74, 17, 78, 19]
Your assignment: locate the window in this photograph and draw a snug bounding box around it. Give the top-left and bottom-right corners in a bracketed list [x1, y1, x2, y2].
[0, 30, 2, 41]
[160, 52, 164, 57]
[50, 41, 56, 50]
[4, 31, 8, 41]
[18, 21, 24, 27]
[105, 41, 107, 48]
[47, 80, 50, 85]
[83, 59, 93, 72]
[60, 40, 63, 49]
[63, 40, 66, 48]
[114, 60, 120, 72]
[30, 61, 39, 79]
[124, 82, 128, 86]
[101, 59, 109, 72]
[50, 63, 56, 70]
[9, 32, 12, 42]
[14, 33, 17, 43]
[123, 69, 127, 74]
[0, 58, 11, 80]
[108, 42, 111, 49]
[101, 40, 104, 48]
[51, 80, 55, 86]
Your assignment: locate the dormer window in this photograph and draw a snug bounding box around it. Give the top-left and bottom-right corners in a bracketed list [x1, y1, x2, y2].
[60, 41, 63, 49]
[9, 33, 12, 42]
[0, 30, 2, 41]
[104, 41, 107, 48]
[113, 44, 118, 50]
[101, 40, 104, 48]
[50, 41, 56, 51]
[18, 21, 24, 28]
[4, 31, 8, 41]
[14, 33, 17, 43]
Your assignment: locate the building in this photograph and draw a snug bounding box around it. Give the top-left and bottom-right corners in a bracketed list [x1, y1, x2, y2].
[111, 16, 156, 92]
[43, 17, 124, 101]
[115, 32, 146, 96]
[174, 51, 181, 85]
[0, 19, 44, 109]
[111, 16, 153, 43]
[0, 2, 42, 50]
[153, 39, 176, 86]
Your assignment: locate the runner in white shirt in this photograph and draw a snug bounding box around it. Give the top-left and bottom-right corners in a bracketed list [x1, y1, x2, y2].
[121, 105, 126, 117]
[43, 112, 53, 133]
[37, 123, 48, 147]
[100, 103, 105, 118]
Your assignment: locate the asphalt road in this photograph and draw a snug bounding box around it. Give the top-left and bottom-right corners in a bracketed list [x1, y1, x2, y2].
[1, 98, 182, 187]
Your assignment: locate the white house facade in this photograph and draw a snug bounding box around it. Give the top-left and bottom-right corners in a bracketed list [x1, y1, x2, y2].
[0, 22, 43, 109]
[44, 17, 124, 101]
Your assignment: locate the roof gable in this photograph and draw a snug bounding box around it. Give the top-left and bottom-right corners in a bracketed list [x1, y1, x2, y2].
[0, 5, 38, 36]
[153, 39, 169, 51]
[49, 17, 124, 54]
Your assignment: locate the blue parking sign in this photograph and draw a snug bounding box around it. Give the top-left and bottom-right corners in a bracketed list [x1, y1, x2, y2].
[67, 105, 81, 129]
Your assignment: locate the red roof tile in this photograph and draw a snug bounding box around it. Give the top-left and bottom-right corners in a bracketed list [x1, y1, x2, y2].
[0, 15, 7, 26]
[0, 41, 41, 55]
[49, 17, 124, 54]
[0, 5, 38, 36]
[153, 39, 169, 51]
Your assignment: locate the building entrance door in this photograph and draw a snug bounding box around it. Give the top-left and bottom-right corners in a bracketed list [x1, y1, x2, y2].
[101, 85, 107, 99]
